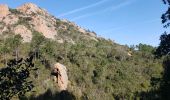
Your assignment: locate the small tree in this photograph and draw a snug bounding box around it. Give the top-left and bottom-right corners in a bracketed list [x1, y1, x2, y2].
[9, 34, 23, 61]
[153, 1, 170, 99]
[137, 43, 155, 54]
[0, 37, 13, 66]
[162, 0, 170, 28]
[155, 32, 170, 57]
[41, 39, 55, 58]
[155, 0, 170, 57]
[30, 31, 45, 59]
[0, 55, 37, 99]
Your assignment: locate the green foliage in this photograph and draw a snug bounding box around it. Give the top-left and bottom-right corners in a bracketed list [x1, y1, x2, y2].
[137, 43, 155, 53]
[0, 35, 23, 65]
[0, 55, 37, 99]
[155, 32, 170, 57]
[12, 34, 23, 47]
[40, 40, 56, 57]
[0, 38, 11, 54]
[159, 56, 170, 99]
[31, 31, 45, 50]
[0, 34, 163, 99]
[9, 8, 22, 15]
[162, 0, 170, 28]
[14, 17, 32, 29]
[0, 18, 164, 100]
[54, 40, 162, 99]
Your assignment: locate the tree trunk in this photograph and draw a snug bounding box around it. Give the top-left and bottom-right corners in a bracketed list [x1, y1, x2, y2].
[15, 48, 18, 61]
[34, 48, 37, 60]
[4, 52, 7, 66]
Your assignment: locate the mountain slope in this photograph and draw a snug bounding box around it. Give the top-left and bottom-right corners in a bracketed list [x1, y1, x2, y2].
[0, 3, 163, 100]
[0, 3, 97, 43]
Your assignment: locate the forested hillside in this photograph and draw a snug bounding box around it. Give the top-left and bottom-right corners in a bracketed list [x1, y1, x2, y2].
[0, 3, 167, 100]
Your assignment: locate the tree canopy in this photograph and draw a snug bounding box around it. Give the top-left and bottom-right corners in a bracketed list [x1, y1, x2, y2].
[162, 0, 170, 28]
[0, 55, 37, 100]
[155, 32, 170, 57]
[155, 0, 170, 57]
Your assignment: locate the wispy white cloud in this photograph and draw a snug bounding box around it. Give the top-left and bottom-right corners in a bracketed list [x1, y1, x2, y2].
[71, 0, 136, 21]
[70, 14, 91, 21]
[100, 18, 160, 33]
[111, 0, 133, 10]
[58, 0, 109, 17]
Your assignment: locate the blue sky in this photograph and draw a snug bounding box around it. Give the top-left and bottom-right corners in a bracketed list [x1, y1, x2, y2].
[0, 0, 167, 46]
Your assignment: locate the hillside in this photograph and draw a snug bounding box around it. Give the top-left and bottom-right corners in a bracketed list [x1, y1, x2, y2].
[0, 3, 163, 100]
[0, 3, 97, 43]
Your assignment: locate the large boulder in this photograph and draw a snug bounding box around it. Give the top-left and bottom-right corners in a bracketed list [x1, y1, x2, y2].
[52, 63, 68, 91]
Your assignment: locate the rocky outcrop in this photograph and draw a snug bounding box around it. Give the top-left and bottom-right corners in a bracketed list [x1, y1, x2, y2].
[0, 4, 10, 20]
[3, 14, 18, 25]
[16, 3, 57, 39]
[52, 63, 68, 91]
[14, 25, 32, 42]
[17, 3, 47, 15]
[0, 3, 98, 43]
[31, 15, 57, 39]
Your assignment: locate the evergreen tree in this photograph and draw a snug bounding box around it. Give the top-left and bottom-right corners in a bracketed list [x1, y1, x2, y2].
[10, 34, 23, 61]
[0, 37, 13, 66]
[30, 31, 45, 59]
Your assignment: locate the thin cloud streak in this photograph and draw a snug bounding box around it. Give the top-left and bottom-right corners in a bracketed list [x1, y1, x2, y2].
[71, 13, 93, 21]
[111, 0, 133, 10]
[58, 0, 109, 17]
[101, 18, 160, 33]
[71, 0, 136, 21]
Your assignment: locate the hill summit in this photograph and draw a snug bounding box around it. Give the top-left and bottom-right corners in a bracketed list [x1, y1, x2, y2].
[0, 3, 97, 42]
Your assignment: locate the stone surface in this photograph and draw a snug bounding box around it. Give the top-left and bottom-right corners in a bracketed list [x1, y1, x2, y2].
[52, 63, 68, 91]
[3, 15, 19, 25]
[31, 15, 57, 39]
[14, 25, 32, 42]
[16, 3, 58, 39]
[17, 3, 46, 15]
[0, 4, 10, 20]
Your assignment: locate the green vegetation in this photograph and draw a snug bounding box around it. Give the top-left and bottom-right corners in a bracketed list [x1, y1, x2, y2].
[0, 31, 164, 100]
[155, 32, 170, 57]
[9, 8, 22, 15]
[1, 1, 170, 99]
[0, 56, 37, 100]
